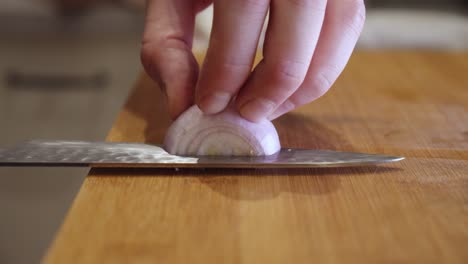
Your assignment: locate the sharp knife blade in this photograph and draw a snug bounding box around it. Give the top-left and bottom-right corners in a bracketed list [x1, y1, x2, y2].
[0, 140, 404, 168]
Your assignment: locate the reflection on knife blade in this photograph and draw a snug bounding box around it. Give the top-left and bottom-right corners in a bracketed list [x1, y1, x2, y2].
[0, 140, 404, 168]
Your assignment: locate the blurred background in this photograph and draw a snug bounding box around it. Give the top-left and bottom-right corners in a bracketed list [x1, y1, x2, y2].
[0, 0, 467, 263]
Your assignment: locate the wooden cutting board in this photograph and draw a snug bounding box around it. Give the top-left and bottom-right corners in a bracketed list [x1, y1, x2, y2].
[44, 51, 468, 263]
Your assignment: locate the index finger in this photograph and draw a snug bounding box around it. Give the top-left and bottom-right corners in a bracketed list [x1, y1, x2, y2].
[141, 0, 199, 119]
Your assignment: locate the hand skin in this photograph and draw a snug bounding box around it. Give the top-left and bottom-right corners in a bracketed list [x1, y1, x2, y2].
[141, 0, 365, 122]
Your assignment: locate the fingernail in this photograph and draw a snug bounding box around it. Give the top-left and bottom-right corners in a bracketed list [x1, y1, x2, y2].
[198, 92, 232, 114]
[239, 98, 276, 122]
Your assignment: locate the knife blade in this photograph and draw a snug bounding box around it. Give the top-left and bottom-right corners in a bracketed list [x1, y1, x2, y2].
[0, 140, 404, 168]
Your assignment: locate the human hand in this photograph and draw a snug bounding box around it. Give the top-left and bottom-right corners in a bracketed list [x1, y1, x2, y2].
[141, 0, 365, 122]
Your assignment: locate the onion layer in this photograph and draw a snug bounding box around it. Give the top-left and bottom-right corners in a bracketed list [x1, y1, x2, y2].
[164, 105, 281, 156]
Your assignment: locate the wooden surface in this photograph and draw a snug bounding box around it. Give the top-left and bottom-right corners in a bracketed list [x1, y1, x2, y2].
[45, 52, 468, 263]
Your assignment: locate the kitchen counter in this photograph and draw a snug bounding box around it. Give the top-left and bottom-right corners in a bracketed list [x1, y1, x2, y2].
[44, 51, 468, 263]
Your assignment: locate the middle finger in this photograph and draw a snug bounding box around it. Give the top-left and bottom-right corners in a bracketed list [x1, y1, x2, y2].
[236, 0, 327, 122]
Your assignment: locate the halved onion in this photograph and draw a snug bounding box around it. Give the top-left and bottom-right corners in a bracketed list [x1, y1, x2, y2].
[164, 105, 281, 156]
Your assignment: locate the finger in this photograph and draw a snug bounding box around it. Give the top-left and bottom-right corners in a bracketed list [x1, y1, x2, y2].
[195, 0, 213, 12]
[141, 0, 199, 119]
[269, 0, 366, 120]
[195, 0, 270, 114]
[235, 0, 327, 122]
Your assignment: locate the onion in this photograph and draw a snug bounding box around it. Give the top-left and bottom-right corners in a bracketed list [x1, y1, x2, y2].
[164, 105, 281, 156]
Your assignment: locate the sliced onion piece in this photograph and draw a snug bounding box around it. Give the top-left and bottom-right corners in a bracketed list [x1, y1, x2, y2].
[164, 105, 281, 156]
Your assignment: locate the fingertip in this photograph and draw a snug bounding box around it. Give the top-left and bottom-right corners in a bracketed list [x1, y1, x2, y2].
[167, 79, 195, 120]
[169, 101, 191, 120]
[238, 98, 276, 123]
[267, 100, 295, 120]
[144, 46, 198, 120]
[197, 91, 232, 114]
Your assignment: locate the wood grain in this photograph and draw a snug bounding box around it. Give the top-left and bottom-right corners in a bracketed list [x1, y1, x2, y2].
[44, 51, 468, 263]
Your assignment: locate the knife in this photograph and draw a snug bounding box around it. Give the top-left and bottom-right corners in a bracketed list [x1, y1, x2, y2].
[0, 140, 404, 168]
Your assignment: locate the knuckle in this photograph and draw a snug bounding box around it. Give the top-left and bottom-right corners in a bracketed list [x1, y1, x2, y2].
[267, 60, 308, 91]
[140, 44, 165, 91]
[219, 60, 253, 75]
[282, 99, 298, 113]
[201, 55, 252, 88]
[310, 65, 342, 98]
[140, 36, 192, 80]
[140, 43, 156, 77]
